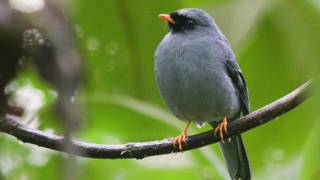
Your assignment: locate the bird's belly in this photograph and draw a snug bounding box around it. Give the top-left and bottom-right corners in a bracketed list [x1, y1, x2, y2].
[156, 60, 240, 123]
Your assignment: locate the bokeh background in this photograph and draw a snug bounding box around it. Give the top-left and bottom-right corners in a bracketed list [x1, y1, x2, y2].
[1, 0, 320, 179]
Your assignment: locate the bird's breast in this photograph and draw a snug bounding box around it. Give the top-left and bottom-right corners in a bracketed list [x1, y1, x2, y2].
[155, 36, 240, 123]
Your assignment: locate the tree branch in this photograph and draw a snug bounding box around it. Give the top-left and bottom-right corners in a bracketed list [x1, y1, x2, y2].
[0, 81, 313, 159]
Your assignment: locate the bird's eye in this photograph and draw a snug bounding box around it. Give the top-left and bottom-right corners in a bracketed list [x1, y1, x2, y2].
[187, 19, 195, 25]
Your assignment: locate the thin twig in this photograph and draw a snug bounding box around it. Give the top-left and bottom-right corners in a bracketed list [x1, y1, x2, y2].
[0, 81, 313, 159]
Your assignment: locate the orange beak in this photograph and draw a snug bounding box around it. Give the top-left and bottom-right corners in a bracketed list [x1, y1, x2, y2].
[159, 14, 176, 24]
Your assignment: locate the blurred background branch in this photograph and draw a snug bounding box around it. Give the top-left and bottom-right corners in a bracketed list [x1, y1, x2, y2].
[0, 81, 312, 159]
[0, 1, 82, 179]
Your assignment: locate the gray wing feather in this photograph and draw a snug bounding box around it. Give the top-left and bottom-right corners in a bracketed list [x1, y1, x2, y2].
[224, 60, 250, 115]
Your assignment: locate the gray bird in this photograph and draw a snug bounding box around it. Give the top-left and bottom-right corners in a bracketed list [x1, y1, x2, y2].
[155, 8, 251, 180]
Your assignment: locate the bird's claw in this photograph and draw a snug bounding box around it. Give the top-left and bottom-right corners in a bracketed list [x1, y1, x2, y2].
[214, 116, 228, 143]
[172, 120, 191, 151]
[172, 132, 188, 152]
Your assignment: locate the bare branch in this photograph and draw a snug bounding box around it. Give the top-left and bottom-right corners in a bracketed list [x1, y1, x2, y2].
[0, 81, 313, 159]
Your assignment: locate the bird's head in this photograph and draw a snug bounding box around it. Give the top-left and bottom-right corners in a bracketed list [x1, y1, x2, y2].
[159, 8, 216, 34]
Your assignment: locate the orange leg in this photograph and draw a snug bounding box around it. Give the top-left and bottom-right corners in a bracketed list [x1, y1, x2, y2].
[214, 115, 228, 142]
[172, 120, 191, 151]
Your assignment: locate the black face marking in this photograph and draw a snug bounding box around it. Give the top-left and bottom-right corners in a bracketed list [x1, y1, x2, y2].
[168, 12, 198, 33]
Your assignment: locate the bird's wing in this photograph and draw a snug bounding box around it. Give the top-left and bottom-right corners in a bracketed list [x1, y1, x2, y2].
[224, 60, 250, 115]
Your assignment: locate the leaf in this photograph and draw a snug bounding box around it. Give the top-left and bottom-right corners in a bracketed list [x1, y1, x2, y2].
[300, 119, 320, 180]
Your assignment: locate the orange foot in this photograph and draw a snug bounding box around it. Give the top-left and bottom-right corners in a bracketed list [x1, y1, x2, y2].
[214, 115, 228, 142]
[172, 121, 191, 151]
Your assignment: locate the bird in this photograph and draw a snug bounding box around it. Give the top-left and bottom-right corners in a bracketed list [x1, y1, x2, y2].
[155, 8, 251, 180]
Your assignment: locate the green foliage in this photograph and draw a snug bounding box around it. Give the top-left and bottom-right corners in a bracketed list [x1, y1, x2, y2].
[300, 119, 320, 180]
[1, 0, 320, 179]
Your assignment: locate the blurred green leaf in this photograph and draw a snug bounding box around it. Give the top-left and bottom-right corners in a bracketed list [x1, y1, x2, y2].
[300, 118, 320, 180]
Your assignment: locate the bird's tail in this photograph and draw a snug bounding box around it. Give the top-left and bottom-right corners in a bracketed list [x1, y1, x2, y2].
[220, 135, 250, 180]
[210, 123, 251, 180]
